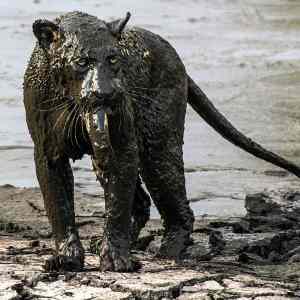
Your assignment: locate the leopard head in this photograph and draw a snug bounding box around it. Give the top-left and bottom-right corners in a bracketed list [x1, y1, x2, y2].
[33, 11, 131, 122]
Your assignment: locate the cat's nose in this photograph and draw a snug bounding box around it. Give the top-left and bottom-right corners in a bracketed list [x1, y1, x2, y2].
[93, 90, 114, 101]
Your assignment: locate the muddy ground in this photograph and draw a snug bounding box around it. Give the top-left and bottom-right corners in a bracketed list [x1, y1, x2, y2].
[2, 0, 300, 299]
[1, 184, 300, 300]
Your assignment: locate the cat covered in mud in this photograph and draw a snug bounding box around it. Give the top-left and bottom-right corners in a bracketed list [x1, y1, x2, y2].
[24, 11, 300, 272]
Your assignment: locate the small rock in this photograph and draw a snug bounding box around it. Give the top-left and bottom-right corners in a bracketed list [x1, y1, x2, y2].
[198, 280, 224, 291]
[64, 291, 74, 297]
[232, 220, 251, 234]
[63, 272, 76, 281]
[245, 192, 281, 216]
[222, 279, 245, 289]
[58, 274, 65, 281]
[288, 253, 300, 263]
[209, 231, 226, 253]
[239, 230, 300, 263]
[29, 240, 40, 248]
[238, 252, 269, 264]
[80, 276, 91, 285]
[245, 189, 300, 231]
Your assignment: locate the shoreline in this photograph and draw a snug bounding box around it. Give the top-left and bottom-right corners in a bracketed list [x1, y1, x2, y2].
[2, 0, 300, 218]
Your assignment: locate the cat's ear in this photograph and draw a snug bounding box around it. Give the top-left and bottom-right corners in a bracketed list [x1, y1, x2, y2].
[106, 12, 131, 39]
[32, 19, 61, 49]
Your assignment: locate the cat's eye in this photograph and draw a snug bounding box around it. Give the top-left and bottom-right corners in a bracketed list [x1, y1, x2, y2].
[109, 56, 118, 65]
[76, 58, 89, 67]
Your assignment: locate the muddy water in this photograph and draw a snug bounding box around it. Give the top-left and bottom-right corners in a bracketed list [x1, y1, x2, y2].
[1, 0, 300, 217]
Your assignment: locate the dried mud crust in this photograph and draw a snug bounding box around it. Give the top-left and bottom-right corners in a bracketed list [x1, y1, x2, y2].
[1, 185, 300, 300]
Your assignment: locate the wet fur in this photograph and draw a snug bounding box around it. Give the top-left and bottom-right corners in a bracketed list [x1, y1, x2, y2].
[24, 11, 194, 271]
[24, 11, 300, 272]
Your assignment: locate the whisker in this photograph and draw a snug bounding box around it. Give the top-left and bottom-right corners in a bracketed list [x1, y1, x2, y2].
[63, 105, 77, 141]
[40, 96, 72, 106]
[68, 105, 78, 147]
[39, 101, 71, 112]
[72, 107, 79, 147]
[72, 106, 81, 146]
[53, 103, 72, 131]
[79, 104, 89, 144]
[74, 107, 82, 149]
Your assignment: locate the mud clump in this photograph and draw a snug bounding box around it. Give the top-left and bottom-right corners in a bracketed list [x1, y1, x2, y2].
[239, 230, 300, 264]
[233, 189, 300, 233]
[232, 189, 300, 266]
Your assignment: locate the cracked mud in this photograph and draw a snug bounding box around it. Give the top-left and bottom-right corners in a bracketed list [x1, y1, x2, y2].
[1, 185, 300, 300]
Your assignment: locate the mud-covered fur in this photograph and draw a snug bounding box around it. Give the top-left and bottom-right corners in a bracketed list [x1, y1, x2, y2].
[24, 11, 300, 272]
[24, 11, 194, 271]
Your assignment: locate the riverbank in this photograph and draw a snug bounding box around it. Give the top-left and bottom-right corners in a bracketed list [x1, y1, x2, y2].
[1, 0, 300, 217]
[1, 185, 300, 299]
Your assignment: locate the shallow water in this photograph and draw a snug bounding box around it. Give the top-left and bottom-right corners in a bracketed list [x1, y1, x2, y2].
[1, 0, 300, 217]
